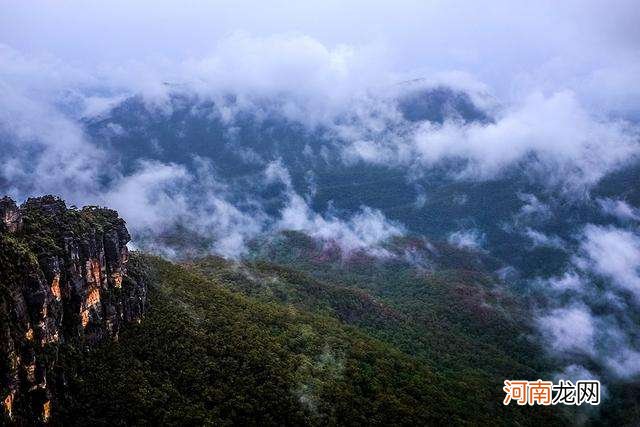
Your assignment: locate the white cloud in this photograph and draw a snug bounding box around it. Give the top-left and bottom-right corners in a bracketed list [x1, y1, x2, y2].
[100, 155, 405, 258]
[277, 192, 404, 256]
[447, 229, 485, 250]
[81, 95, 129, 119]
[1, 42, 414, 259]
[536, 224, 640, 380]
[546, 272, 584, 292]
[263, 160, 405, 255]
[604, 346, 640, 378]
[102, 161, 189, 231]
[2, 1, 639, 113]
[539, 301, 640, 380]
[517, 193, 551, 220]
[537, 305, 596, 356]
[576, 225, 640, 300]
[598, 198, 640, 222]
[344, 90, 640, 188]
[554, 364, 599, 383]
[2, 27, 639, 192]
[524, 228, 565, 250]
[0, 77, 106, 203]
[264, 159, 293, 188]
[102, 160, 266, 258]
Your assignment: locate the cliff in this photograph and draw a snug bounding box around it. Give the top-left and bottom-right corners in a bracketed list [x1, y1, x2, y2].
[0, 195, 147, 424]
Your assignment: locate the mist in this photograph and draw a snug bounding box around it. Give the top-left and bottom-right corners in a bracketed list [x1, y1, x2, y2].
[2, 0, 640, 387]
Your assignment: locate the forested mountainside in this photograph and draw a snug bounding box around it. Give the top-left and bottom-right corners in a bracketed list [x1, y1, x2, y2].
[1, 196, 571, 425]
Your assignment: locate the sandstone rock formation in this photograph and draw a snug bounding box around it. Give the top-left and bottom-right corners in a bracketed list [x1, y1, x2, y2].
[0, 196, 147, 424]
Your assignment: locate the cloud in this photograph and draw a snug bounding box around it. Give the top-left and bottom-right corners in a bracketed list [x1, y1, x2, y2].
[269, 161, 405, 255]
[277, 192, 404, 256]
[81, 95, 129, 119]
[2, 24, 639, 192]
[447, 229, 485, 250]
[342, 90, 640, 188]
[518, 193, 551, 218]
[575, 225, 640, 300]
[524, 228, 565, 250]
[536, 224, 640, 380]
[604, 345, 640, 378]
[598, 198, 640, 222]
[510, 193, 553, 229]
[546, 272, 584, 293]
[0, 74, 106, 202]
[264, 158, 293, 188]
[102, 159, 266, 258]
[555, 364, 599, 383]
[2, 1, 639, 110]
[537, 305, 596, 356]
[102, 161, 190, 231]
[538, 303, 640, 379]
[0, 38, 413, 260]
[0, 57, 269, 259]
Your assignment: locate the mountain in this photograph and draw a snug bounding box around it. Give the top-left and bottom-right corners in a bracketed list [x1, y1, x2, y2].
[1, 196, 570, 425]
[79, 87, 639, 281]
[2, 84, 639, 424]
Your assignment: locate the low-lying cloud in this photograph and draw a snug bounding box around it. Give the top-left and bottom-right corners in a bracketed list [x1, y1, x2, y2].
[269, 160, 405, 256]
[341, 90, 640, 188]
[447, 229, 486, 250]
[524, 228, 565, 250]
[576, 225, 640, 301]
[536, 224, 640, 380]
[278, 193, 404, 256]
[598, 198, 640, 223]
[104, 159, 266, 258]
[538, 305, 596, 357]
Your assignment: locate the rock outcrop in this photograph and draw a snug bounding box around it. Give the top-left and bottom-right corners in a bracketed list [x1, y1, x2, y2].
[0, 195, 147, 424]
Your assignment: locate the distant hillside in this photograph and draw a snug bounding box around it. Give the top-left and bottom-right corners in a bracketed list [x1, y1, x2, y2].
[79, 87, 640, 284]
[1, 196, 570, 424]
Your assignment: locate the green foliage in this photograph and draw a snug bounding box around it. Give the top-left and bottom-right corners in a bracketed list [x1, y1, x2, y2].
[16, 196, 125, 260]
[241, 232, 554, 378]
[56, 253, 566, 425]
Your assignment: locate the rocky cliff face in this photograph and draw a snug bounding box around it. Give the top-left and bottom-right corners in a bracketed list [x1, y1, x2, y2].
[0, 195, 147, 424]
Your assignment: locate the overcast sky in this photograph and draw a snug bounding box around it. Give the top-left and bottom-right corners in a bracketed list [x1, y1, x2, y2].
[1, 0, 639, 110]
